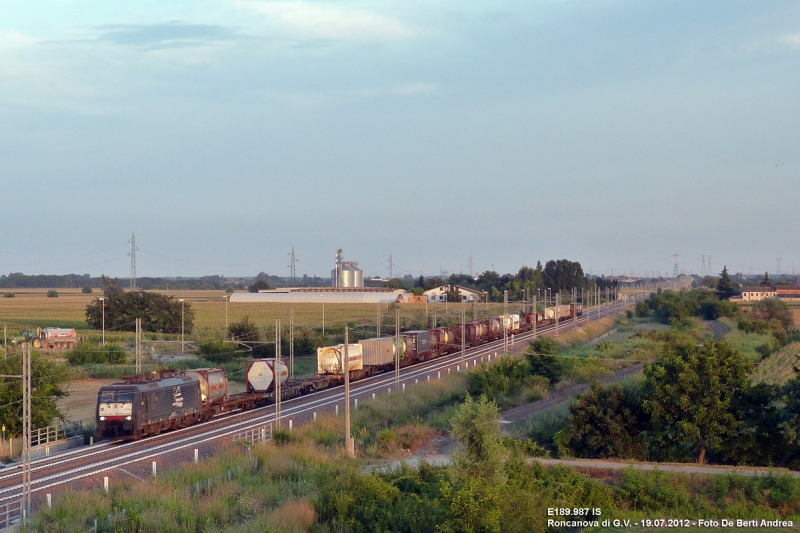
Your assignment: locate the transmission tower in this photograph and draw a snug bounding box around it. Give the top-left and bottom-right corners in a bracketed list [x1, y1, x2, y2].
[468, 256, 474, 278]
[287, 247, 298, 285]
[701, 255, 706, 276]
[673, 253, 679, 278]
[128, 233, 138, 289]
[708, 254, 712, 277]
[777, 258, 782, 277]
[387, 254, 395, 279]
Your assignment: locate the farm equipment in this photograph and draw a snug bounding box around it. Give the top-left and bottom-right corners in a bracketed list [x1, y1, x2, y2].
[11, 327, 78, 349]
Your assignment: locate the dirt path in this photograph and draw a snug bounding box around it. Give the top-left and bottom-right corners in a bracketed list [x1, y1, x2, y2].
[499, 362, 645, 424]
[57, 379, 116, 424]
[531, 457, 800, 478]
[705, 319, 731, 340]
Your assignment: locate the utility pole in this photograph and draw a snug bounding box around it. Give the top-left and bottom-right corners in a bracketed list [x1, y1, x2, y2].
[395, 308, 400, 385]
[503, 290, 508, 354]
[99, 297, 106, 346]
[377, 302, 380, 338]
[275, 319, 281, 428]
[573, 287, 577, 324]
[179, 299, 185, 354]
[555, 293, 560, 337]
[3, 323, 6, 359]
[21, 343, 31, 521]
[322, 302, 325, 336]
[461, 299, 465, 365]
[344, 327, 355, 458]
[289, 309, 294, 379]
[533, 296, 537, 338]
[135, 318, 141, 374]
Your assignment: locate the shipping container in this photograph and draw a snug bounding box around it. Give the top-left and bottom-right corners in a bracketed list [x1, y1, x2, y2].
[317, 344, 364, 375]
[359, 337, 403, 367]
[402, 330, 433, 360]
[544, 305, 572, 320]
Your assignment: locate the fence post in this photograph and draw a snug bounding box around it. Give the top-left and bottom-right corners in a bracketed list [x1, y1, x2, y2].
[104, 477, 109, 492]
[152, 461, 157, 478]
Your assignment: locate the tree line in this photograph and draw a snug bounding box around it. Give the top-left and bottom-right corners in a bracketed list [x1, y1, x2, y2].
[393, 259, 619, 303]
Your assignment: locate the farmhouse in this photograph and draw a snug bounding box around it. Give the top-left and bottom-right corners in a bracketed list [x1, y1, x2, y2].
[423, 285, 484, 303]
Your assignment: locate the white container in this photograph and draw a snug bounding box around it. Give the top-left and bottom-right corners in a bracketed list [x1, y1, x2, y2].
[359, 337, 402, 367]
[317, 344, 363, 375]
[246, 359, 289, 392]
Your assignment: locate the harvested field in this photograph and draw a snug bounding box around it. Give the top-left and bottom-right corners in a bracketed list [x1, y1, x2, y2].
[0, 288, 516, 340]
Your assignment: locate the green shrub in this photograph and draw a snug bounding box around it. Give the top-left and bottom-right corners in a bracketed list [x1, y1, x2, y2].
[66, 343, 127, 365]
[81, 286, 92, 294]
[3, 292, 14, 298]
[47, 290, 58, 298]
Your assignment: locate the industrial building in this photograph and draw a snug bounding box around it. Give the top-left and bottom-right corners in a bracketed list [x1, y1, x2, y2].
[331, 249, 364, 288]
[230, 287, 410, 304]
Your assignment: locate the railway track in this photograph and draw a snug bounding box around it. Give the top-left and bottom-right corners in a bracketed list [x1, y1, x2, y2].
[0, 296, 643, 525]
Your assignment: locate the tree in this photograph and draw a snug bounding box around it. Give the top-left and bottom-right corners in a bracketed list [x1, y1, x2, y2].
[46, 290, 58, 298]
[446, 289, 462, 302]
[227, 316, 260, 343]
[450, 394, 506, 486]
[560, 382, 648, 460]
[525, 337, 563, 384]
[760, 272, 771, 287]
[81, 286, 93, 294]
[716, 266, 737, 300]
[643, 339, 752, 464]
[0, 351, 70, 436]
[248, 279, 271, 293]
[85, 289, 194, 334]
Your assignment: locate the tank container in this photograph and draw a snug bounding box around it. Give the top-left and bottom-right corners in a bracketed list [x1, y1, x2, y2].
[183, 368, 228, 404]
[317, 344, 364, 375]
[245, 359, 289, 392]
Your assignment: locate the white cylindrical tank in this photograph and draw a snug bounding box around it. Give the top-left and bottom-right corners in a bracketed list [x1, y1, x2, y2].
[246, 359, 289, 392]
[317, 344, 363, 375]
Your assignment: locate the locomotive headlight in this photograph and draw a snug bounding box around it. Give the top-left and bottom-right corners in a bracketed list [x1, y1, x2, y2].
[126, 416, 132, 421]
[99, 416, 106, 421]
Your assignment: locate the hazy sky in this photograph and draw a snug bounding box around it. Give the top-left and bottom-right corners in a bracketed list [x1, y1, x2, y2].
[2, 0, 798, 280]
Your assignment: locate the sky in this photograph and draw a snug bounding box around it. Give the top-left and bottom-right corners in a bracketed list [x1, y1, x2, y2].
[1, 0, 798, 280]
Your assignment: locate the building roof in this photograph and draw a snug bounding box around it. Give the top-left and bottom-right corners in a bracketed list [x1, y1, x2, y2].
[741, 286, 776, 292]
[423, 284, 484, 295]
[775, 285, 800, 292]
[230, 289, 409, 304]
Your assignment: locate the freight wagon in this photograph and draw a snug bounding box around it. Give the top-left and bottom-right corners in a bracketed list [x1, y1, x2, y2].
[97, 305, 589, 440]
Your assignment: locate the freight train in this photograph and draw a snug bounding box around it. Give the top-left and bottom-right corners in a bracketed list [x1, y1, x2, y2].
[96, 305, 581, 439]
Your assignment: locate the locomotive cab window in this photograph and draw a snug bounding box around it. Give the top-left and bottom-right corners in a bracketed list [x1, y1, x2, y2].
[117, 391, 133, 402]
[100, 391, 116, 402]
